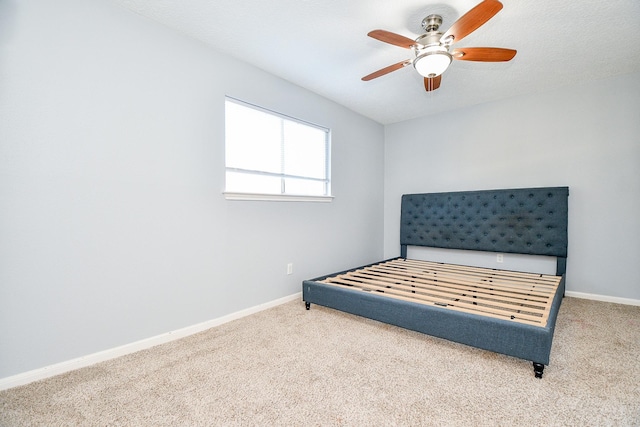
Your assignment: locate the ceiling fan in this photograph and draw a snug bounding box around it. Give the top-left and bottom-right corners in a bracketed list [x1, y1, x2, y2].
[362, 0, 516, 92]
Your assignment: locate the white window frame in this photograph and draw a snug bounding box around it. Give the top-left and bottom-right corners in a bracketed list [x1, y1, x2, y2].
[223, 97, 333, 202]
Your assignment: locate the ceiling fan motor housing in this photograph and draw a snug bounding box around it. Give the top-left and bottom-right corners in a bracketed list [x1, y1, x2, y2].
[415, 32, 443, 49]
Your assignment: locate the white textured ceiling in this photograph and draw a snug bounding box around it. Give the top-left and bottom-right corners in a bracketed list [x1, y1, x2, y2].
[113, 0, 640, 124]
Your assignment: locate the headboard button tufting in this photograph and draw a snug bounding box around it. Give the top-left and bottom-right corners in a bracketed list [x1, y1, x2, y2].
[400, 187, 568, 258]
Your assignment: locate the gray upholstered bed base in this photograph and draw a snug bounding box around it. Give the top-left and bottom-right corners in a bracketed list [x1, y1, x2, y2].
[303, 187, 569, 378]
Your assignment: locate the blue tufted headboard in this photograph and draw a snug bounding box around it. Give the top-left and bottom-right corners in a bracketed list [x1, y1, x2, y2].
[400, 187, 569, 275]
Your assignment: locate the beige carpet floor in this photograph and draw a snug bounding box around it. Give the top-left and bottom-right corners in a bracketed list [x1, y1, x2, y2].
[1, 297, 639, 426]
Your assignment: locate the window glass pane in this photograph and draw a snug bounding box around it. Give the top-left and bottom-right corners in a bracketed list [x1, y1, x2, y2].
[224, 97, 331, 198]
[284, 178, 326, 196]
[225, 101, 281, 174]
[283, 120, 327, 179]
[225, 171, 281, 194]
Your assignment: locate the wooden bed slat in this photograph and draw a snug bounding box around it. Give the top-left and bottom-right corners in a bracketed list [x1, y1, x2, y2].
[365, 264, 554, 298]
[396, 259, 559, 284]
[392, 259, 560, 286]
[397, 258, 559, 280]
[327, 275, 548, 323]
[323, 277, 546, 327]
[381, 260, 558, 293]
[349, 270, 549, 306]
[319, 258, 561, 327]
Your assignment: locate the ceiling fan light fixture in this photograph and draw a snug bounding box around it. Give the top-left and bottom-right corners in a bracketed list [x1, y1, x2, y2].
[413, 47, 452, 78]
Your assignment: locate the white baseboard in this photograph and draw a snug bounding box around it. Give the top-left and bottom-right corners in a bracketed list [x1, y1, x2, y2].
[0, 292, 302, 391]
[565, 291, 640, 306]
[3, 290, 637, 391]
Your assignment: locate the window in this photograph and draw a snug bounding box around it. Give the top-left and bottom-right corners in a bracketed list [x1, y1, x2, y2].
[224, 97, 332, 201]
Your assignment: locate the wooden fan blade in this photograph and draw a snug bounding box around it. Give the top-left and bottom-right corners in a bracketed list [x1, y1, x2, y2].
[362, 60, 411, 81]
[452, 47, 516, 62]
[440, 0, 503, 44]
[368, 30, 416, 49]
[424, 75, 442, 92]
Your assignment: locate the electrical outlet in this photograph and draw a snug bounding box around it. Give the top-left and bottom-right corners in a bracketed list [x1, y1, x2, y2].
[287, 263, 293, 275]
[496, 254, 504, 263]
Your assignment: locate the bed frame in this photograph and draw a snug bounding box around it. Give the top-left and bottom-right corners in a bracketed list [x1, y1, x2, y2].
[302, 187, 569, 378]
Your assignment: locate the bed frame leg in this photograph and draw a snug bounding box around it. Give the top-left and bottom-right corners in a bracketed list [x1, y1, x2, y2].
[305, 301, 310, 310]
[533, 362, 544, 379]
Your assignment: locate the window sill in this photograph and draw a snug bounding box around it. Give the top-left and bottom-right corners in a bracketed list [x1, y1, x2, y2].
[223, 192, 334, 202]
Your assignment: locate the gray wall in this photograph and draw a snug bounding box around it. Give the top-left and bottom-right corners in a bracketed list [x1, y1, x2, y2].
[0, 0, 384, 378]
[384, 71, 640, 300]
